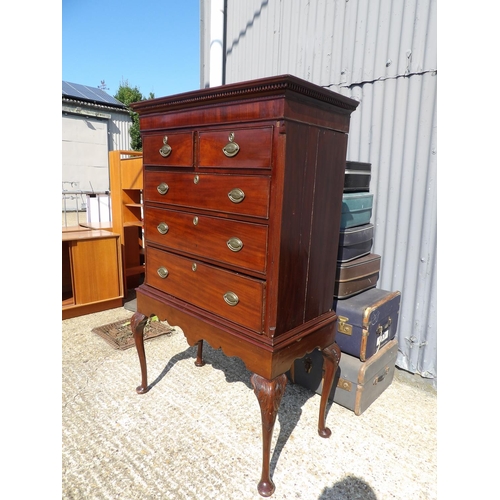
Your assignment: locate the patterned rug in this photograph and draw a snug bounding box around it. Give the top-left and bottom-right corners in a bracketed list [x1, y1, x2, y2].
[91, 317, 174, 350]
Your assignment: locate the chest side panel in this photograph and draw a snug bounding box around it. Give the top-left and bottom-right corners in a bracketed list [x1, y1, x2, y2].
[305, 129, 348, 321]
[274, 122, 319, 333]
[273, 123, 348, 335]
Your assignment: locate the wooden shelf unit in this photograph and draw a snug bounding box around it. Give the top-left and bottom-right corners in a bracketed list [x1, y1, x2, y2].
[109, 150, 145, 291]
[62, 228, 124, 319]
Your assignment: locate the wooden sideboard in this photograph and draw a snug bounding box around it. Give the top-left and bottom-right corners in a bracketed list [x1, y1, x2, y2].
[129, 74, 358, 496]
[62, 228, 124, 319]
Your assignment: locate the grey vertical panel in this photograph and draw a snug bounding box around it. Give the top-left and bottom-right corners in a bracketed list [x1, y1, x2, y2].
[202, 0, 437, 384]
[108, 111, 133, 151]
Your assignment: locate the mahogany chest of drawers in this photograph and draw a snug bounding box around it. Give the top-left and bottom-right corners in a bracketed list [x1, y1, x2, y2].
[130, 75, 358, 496]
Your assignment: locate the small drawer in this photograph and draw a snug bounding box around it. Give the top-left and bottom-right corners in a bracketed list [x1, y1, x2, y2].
[146, 247, 265, 333]
[198, 127, 273, 169]
[145, 207, 268, 273]
[144, 171, 271, 219]
[142, 131, 194, 167]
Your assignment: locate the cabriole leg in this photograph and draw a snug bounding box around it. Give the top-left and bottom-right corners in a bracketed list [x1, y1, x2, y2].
[318, 342, 341, 437]
[250, 373, 287, 497]
[131, 312, 149, 394]
[194, 340, 205, 367]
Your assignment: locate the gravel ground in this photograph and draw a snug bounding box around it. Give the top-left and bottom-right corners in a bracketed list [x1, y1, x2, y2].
[62, 306, 437, 500]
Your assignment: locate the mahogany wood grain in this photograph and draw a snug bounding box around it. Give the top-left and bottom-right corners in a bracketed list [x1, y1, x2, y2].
[198, 126, 273, 168]
[142, 131, 194, 167]
[318, 343, 341, 438]
[145, 246, 265, 332]
[251, 373, 287, 497]
[144, 206, 268, 274]
[143, 171, 271, 219]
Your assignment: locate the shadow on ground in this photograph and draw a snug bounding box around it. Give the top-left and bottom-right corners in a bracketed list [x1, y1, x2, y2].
[319, 474, 378, 499]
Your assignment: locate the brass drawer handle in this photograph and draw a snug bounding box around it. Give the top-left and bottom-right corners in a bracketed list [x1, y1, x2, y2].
[228, 188, 245, 204]
[222, 132, 240, 157]
[159, 136, 172, 157]
[227, 237, 243, 252]
[157, 222, 169, 234]
[223, 291, 239, 306]
[157, 182, 169, 195]
[157, 267, 169, 279]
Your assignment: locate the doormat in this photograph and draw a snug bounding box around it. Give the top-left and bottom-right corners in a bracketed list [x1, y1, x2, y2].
[92, 318, 174, 350]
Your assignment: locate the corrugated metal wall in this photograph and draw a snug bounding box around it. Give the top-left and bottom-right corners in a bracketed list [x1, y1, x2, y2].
[108, 110, 133, 151]
[201, 0, 437, 384]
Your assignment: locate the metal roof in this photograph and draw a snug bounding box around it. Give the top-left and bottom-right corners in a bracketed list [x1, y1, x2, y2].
[62, 81, 126, 108]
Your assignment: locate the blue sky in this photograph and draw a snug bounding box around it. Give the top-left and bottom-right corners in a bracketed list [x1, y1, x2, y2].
[62, 0, 201, 99]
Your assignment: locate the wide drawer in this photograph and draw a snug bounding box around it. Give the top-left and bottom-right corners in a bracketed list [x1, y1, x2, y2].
[142, 131, 194, 167]
[146, 246, 265, 332]
[145, 206, 268, 273]
[198, 127, 273, 169]
[144, 171, 271, 218]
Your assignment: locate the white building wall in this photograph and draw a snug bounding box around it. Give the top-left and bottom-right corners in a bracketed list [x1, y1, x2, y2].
[62, 100, 133, 212]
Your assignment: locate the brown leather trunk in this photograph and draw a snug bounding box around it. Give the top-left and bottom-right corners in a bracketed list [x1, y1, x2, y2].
[333, 253, 381, 299]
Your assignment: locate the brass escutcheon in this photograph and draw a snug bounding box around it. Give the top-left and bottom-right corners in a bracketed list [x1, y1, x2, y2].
[159, 136, 172, 157]
[194, 174, 199, 184]
[192, 263, 197, 271]
[193, 216, 199, 225]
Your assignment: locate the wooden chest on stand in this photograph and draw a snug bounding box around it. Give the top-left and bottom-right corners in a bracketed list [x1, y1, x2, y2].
[130, 75, 358, 497]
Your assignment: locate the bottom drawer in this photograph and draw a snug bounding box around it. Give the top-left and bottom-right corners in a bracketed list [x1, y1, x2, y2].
[288, 339, 398, 415]
[146, 246, 265, 333]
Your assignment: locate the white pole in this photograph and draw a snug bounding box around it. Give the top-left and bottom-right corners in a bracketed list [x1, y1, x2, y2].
[209, 0, 224, 87]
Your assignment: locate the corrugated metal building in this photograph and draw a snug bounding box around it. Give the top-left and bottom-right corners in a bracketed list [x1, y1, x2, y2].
[62, 82, 133, 208]
[200, 0, 437, 385]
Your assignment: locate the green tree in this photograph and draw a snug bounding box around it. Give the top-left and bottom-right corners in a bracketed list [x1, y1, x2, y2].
[114, 80, 155, 151]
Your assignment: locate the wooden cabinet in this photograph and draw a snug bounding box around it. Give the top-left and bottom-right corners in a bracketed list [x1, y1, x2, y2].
[62, 228, 124, 319]
[109, 150, 145, 291]
[130, 75, 358, 496]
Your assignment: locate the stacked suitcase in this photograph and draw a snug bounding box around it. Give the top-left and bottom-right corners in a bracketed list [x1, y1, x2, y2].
[289, 162, 402, 415]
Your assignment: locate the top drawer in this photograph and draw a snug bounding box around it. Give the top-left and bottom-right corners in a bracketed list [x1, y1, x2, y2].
[198, 127, 273, 169]
[142, 131, 194, 167]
